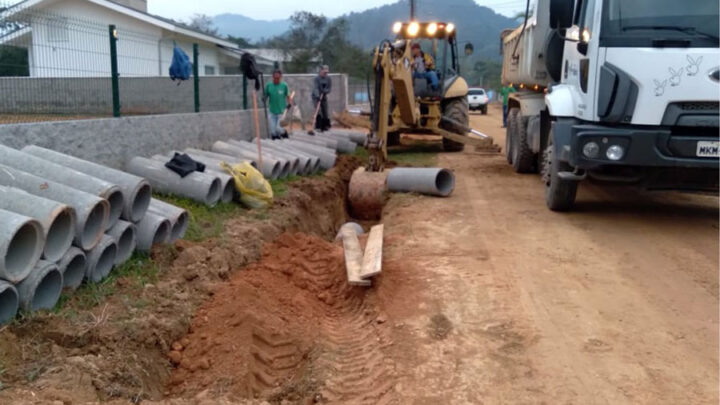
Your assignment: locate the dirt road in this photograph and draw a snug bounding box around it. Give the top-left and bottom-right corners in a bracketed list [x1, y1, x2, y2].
[376, 105, 719, 404]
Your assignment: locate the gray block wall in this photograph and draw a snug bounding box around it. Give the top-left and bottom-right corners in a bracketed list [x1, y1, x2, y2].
[0, 110, 262, 170]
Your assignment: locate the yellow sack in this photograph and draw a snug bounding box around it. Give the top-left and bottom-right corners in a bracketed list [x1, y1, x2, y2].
[220, 162, 273, 209]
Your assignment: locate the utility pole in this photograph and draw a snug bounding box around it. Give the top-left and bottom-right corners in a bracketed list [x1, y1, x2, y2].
[410, 0, 415, 20]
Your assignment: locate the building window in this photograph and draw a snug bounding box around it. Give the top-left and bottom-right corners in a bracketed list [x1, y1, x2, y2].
[204, 65, 215, 75]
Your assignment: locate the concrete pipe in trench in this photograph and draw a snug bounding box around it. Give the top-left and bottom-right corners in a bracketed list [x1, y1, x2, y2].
[58, 247, 87, 291]
[85, 234, 117, 283]
[0, 165, 109, 251]
[135, 212, 172, 253]
[212, 142, 288, 179]
[0, 281, 18, 324]
[0, 145, 124, 229]
[147, 199, 189, 243]
[0, 185, 75, 263]
[22, 145, 152, 224]
[16, 260, 63, 312]
[0, 209, 44, 284]
[126, 157, 222, 206]
[386, 168, 456, 197]
[150, 155, 235, 204]
[107, 220, 137, 266]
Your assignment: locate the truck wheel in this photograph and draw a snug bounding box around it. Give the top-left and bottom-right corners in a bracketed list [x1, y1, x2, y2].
[481, 106, 488, 115]
[542, 132, 578, 211]
[511, 113, 537, 173]
[441, 98, 469, 152]
[506, 108, 519, 164]
[387, 131, 401, 147]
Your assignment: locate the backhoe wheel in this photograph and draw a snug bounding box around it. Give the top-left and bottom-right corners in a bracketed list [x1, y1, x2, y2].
[441, 98, 469, 152]
[511, 112, 537, 173]
[505, 108, 519, 164]
[387, 131, 401, 147]
[542, 130, 578, 212]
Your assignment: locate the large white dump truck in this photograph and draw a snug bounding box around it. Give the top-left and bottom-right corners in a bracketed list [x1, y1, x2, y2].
[501, 0, 719, 211]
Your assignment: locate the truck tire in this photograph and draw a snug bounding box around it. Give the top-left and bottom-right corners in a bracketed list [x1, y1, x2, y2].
[506, 108, 519, 164]
[441, 98, 469, 152]
[542, 131, 578, 211]
[481, 105, 488, 115]
[511, 113, 537, 173]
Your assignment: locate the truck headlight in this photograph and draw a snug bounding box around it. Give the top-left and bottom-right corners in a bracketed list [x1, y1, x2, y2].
[582, 142, 600, 159]
[606, 145, 625, 161]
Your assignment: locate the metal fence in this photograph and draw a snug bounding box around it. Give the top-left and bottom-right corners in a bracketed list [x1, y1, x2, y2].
[0, 2, 249, 124]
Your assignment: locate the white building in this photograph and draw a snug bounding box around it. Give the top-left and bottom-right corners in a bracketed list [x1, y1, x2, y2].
[0, 0, 274, 77]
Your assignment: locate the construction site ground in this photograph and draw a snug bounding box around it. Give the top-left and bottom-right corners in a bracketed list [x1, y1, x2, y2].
[0, 104, 717, 405]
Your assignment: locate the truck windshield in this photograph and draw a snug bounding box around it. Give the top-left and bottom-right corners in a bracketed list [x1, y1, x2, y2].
[601, 0, 719, 47]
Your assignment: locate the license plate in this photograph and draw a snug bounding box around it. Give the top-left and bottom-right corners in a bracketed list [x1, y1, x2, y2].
[696, 141, 719, 157]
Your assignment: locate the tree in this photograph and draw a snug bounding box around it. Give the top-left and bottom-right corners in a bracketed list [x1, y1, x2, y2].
[227, 35, 254, 48]
[186, 14, 219, 36]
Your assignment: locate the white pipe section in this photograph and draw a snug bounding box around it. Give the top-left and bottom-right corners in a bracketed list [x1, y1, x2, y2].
[254, 140, 313, 175]
[386, 168, 456, 197]
[148, 199, 189, 243]
[126, 157, 222, 206]
[136, 212, 171, 253]
[58, 247, 87, 291]
[107, 220, 137, 266]
[21, 146, 152, 224]
[0, 209, 44, 284]
[85, 235, 117, 283]
[0, 281, 18, 324]
[16, 260, 63, 312]
[263, 140, 322, 174]
[150, 155, 235, 204]
[227, 140, 300, 177]
[184, 148, 280, 180]
[0, 145, 124, 229]
[212, 142, 288, 179]
[0, 164, 109, 251]
[0, 185, 75, 263]
[282, 140, 337, 170]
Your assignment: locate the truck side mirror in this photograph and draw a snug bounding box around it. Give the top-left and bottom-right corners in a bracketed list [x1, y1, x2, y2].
[550, 0, 574, 29]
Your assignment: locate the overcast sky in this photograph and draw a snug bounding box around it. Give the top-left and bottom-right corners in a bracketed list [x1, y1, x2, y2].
[147, 0, 526, 22]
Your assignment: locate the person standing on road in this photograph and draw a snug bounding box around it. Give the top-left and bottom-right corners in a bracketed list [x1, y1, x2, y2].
[501, 84, 516, 128]
[313, 65, 332, 132]
[265, 69, 291, 139]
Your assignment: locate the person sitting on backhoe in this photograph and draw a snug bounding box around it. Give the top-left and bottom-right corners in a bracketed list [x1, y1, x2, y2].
[411, 43, 439, 91]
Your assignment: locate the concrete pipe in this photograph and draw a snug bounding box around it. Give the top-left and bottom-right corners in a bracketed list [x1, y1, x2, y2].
[314, 134, 357, 154]
[290, 133, 338, 150]
[227, 140, 300, 177]
[185, 148, 258, 168]
[22, 146, 152, 224]
[16, 260, 63, 312]
[0, 281, 18, 324]
[386, 168, 456, 197]
[148, 199, 189, 243]
[251, 140, 312, 175]
[0, 185, 75, 263]
[283, 140, 337, 170]
[0, 145, 124, 229]
[212, 142, 288, 179]
[85, 235, 117, 283]
[126, 157, 222, 206]
[0, 165, 109, 251]
[0, 209, 44, 284]
[265, 141, 322, 174]
[136, 212, 171, 253]
[327, 130, 368, 145]
[150, 155, 235, 204]
[58, 247, 86, 291]
[107, 220, 137, 265]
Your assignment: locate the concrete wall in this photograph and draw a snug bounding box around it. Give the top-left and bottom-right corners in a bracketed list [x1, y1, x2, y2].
[0, 110, 262, 170]
[0, 73, 348, 119]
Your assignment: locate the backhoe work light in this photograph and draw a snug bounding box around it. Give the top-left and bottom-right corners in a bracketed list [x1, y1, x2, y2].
[407, 21, 420, 37]
[446, 23, 455, 33]
[392, 22, 403, 34]
[427, 22, 438, 35]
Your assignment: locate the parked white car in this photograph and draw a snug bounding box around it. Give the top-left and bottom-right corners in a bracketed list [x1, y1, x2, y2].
[468, 88, 489, 114]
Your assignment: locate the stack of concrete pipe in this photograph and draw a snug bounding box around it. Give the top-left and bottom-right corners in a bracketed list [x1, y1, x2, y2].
[0, 145, 189, 323]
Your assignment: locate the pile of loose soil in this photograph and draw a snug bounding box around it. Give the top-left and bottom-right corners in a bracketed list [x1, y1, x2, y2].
[0, 156, 364, 405]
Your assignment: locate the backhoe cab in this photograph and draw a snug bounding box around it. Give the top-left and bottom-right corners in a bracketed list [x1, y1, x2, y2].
[365, 21, 474, 172]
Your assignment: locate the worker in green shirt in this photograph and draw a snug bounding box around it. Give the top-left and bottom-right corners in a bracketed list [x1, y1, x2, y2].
[265, 69, 291, 139]
[500, 84, 516, 128]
